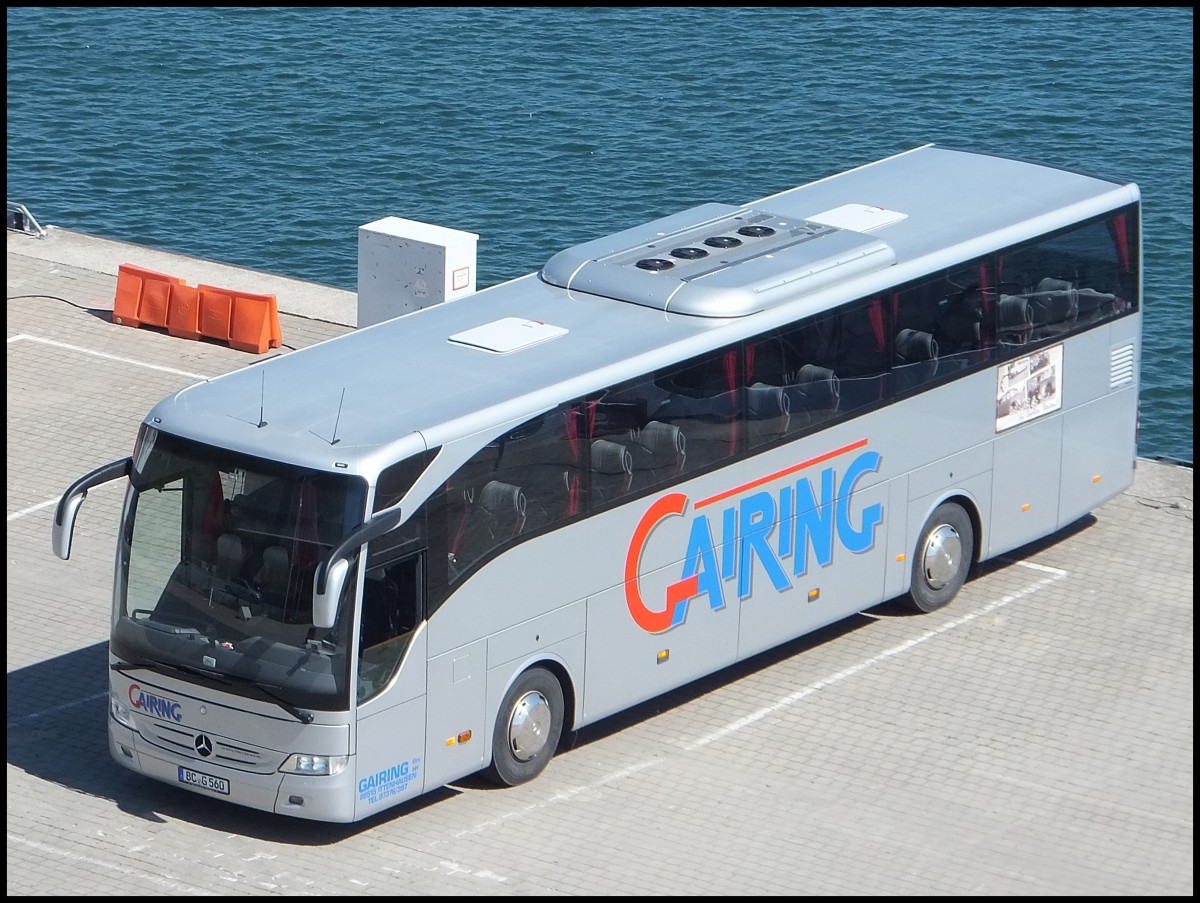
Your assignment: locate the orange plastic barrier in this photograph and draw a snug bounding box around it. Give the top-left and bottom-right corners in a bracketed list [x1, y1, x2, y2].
[231, 290, 283, 354]
[198, 284, 282, 354]
[110, 264, 283, 354]
[197, 285, 235, 342]
[166, 283, 201, 341]
[112, 264, 185, 329]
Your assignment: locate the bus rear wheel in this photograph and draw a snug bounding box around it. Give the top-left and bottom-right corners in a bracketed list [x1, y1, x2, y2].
[484, 666, 564, 787]
[906, 502, 973, 613]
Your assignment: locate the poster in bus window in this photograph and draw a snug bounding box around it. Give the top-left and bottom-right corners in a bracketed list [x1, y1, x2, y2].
[995, 344, 1063, 432]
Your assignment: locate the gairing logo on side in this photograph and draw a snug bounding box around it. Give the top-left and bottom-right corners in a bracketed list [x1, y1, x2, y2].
[624, 439, 883, 633]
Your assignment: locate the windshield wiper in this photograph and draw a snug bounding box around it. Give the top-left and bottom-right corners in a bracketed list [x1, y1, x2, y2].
[112, 657, 232, 685]
[111, 659, 165, 677]
[110, 659, 312, 724]
[226, 674, 314, 724]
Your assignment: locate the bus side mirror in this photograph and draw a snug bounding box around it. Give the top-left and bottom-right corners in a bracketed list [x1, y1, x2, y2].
[52, 492, 86, 560]
[312, 558, 348, 629]
[311, 503, 405, 630]
[52, 458, 132, 560]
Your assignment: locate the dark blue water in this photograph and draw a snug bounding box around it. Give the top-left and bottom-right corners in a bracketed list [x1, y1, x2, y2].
[6, 7, 1193, 463]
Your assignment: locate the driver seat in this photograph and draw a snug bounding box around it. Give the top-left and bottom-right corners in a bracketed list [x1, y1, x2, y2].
[215, 533, 245, 578]
[255, 545, 291, 600]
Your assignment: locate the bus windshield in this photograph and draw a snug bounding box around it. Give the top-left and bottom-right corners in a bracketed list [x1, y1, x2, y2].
[110, 427, 368, 711]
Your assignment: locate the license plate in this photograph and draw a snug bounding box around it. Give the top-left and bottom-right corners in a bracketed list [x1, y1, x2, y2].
[178, 765, 230, 795]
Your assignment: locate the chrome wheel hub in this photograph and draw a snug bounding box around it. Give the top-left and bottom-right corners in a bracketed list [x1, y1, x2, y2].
[508, 690, 551, 762]
[922, 524, 962, 590]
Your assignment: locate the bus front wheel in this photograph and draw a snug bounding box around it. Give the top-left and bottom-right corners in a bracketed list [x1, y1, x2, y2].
[906, 502, 974, 614]
[484, 666, 564, 787]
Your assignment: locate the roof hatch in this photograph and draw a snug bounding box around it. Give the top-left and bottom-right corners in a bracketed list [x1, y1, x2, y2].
[541, 202, 901, 317]
[448, 317, 568, 353]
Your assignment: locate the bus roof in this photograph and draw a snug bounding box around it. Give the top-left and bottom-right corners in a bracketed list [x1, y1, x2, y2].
[152, 144, 1138, 476]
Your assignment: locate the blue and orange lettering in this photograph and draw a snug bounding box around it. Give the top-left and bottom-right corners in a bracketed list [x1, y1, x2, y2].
[359, 760, 412, 794]
[794, 467, 836, 577]
[838, 450, 883, 552]
[778, 484, 794, 559]
[127, 683, 183, 722]
[625, 493, 695, 633]
[624, 443, 884, 634]
[679, 516, 726, 625]
[739, 490, 789, 599]
[720, 507, 737, 580]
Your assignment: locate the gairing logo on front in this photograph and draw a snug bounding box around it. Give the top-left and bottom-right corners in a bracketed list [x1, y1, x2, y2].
[128, 684, 184, 722]
[624, 439, 883, 633]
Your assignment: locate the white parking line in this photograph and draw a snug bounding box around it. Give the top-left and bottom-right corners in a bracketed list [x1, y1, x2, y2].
[6, 691, 108, 729]
[7, 464, 126, 524]
[683, 567, 1064, 752]
[5, 833, 211, 896]
[7, 333, 209, 522]
[455, 566, 1069, 839]
[7, 333, 211, 380]
[7, 496, 61, 523]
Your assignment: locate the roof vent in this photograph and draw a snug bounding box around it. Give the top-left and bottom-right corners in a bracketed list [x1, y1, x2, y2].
[542, 201, 899, 317]
[635, 258, 675, 271]
[704, 235, 742, 249]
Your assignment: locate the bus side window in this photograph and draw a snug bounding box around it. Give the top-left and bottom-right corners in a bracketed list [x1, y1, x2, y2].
[892, 284, 941, 394]
[358, 553, 423, 703]
[590, 438, 634, 502]
[489, 409, 580, 531]
[1027, 277, 1079, 339]
[744, 336, 794, 449]
[791, 309, 858, 416]
[997, 293, 1034, 348]
[361, 570, 400, 650]
[936, 289, 984, 356]
[655, 349, 740, 472]
[630, 420, 686, 489]
[449, 480, 527, 579]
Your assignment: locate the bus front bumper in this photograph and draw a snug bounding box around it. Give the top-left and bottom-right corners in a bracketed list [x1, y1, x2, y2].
[109, 719, 359, 823]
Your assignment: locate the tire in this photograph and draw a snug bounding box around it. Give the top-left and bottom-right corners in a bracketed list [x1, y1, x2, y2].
[905, 502, 974, 613]
[484, 666, 564, 787]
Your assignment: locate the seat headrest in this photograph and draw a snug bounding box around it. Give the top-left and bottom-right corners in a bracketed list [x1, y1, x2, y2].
[261, 544, 288, 570]
[478, 480, 526, 517]
[591, 440, 633, 475]
[797, 364, 837, 386]
[999, 294, 1033, 325]
[636, 421, 686, 468]
[895, 329, 938, 364]
[1036, 277, 1073, 294]
[746, 384, 789, 418]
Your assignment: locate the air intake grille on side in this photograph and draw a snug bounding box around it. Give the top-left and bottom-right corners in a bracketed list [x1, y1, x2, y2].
[1110, 343, 1136, 388]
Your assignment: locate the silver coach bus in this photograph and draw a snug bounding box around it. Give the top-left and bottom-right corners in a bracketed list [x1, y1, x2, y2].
[53, 145, 1141, 822]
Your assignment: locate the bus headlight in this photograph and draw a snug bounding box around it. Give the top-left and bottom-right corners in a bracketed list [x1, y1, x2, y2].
[279, 753, 349, 776]
[110, 695, 133, 728]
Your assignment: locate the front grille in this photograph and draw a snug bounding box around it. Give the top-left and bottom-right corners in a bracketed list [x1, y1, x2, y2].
[140, 719, 279, 773]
